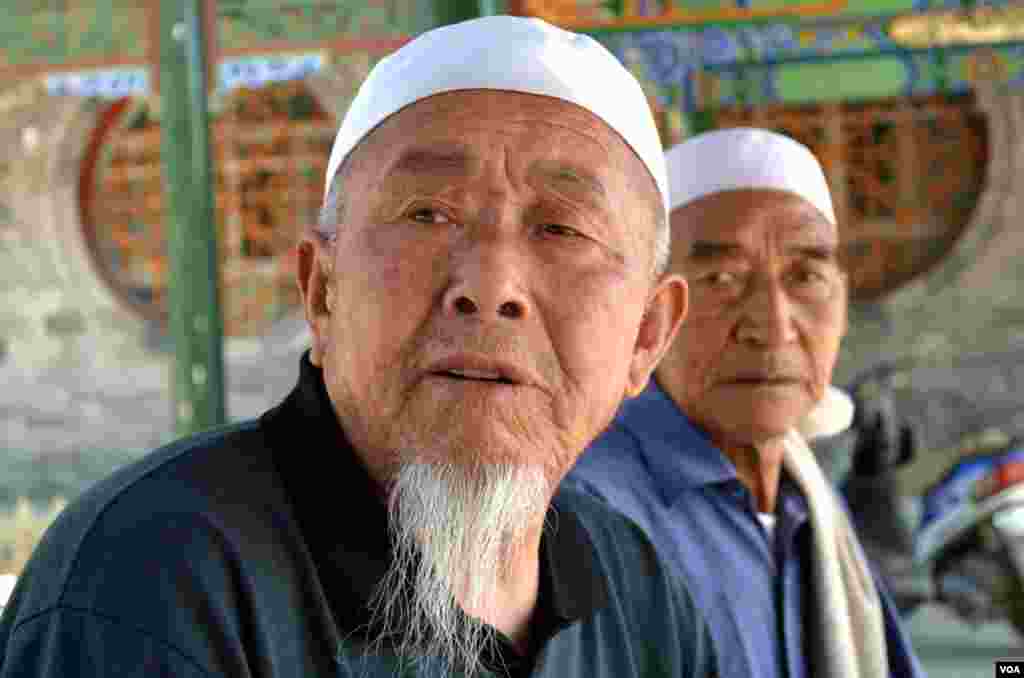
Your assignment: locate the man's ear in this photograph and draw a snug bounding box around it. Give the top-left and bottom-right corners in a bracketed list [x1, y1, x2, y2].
[626, 274, 688, 398]
[296, 236, 333, 366]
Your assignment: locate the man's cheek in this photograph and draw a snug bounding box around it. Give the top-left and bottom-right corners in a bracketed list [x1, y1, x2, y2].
[568, 319, 632, 387]
[685, 357, 710, 397]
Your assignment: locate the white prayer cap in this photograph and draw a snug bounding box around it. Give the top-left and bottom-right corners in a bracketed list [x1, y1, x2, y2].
[666, 127, 836, 225]
[323, 15, 669, 213]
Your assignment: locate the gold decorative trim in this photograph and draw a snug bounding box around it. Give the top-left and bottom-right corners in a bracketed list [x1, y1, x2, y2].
[890, 3, 1024, 49]
[518, 0, 848, 31]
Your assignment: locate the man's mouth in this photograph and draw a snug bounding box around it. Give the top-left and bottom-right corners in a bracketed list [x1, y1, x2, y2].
[425, 354, 535, 388]
[434, 368, 516, 385]
[726, 375, 802, 386]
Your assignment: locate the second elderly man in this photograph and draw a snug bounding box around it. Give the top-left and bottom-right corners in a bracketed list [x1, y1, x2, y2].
[569, 128, 925, 678]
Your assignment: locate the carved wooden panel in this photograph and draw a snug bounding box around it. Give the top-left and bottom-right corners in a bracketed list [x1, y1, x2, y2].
[81, 81, 335, 336]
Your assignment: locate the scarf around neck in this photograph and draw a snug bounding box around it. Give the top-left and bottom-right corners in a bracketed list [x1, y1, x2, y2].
[776, 385, 889, 678]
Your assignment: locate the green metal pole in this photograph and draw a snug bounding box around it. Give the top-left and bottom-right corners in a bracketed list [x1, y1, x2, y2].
[159, 0, 226, 437]
[434, 0, 481, 26]
[477, 0, 502, 16]
[688, 108, 717, 135]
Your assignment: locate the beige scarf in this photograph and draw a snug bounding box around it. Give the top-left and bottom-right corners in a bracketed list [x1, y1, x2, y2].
[777, 386, 889, 678]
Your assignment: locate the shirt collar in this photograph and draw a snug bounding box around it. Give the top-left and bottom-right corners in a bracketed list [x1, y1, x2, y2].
[619, 380, 738, 505]
[622, 382, 814, 527]
[261, 354, 607, 646]
[543, 493, 609, 623]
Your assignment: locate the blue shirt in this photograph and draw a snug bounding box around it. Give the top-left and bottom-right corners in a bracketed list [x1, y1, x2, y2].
[566, 382, 925, 678]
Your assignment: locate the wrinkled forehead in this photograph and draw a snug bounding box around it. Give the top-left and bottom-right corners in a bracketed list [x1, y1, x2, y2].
[349, 90, 651, 198]
[671, 188, 838, 250]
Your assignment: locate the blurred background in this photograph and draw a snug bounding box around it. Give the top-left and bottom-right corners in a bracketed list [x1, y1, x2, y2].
[2, 1, 1024, 674]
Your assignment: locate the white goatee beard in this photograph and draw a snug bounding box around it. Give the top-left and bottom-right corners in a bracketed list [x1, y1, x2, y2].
[367, 462, 551, 676]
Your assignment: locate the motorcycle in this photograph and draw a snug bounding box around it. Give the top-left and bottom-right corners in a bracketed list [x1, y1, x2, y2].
[811, 348, 1024, 635]
[914, 438, 1024, 631]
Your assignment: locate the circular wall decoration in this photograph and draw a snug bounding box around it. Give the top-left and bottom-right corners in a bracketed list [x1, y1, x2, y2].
[79, 80, 337, 336]
[715, 93, 988, 301]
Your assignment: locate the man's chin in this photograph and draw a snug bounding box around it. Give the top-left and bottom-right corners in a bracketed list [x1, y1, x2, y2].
[397, 435, 564, 485]
[715, 395, 811, 440]
[717, 410, 807, 448]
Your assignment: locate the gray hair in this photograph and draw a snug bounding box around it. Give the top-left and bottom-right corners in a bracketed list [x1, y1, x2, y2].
[317, 165, 670, 278]
[651, 208, 670, 278]
[315, 165, 348, 245]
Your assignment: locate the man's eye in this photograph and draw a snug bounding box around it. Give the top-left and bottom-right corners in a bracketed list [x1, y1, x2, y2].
[788, 267, 837, 300]
[408, 208, 451, 224]
[701, 271, 740, 286]
[539, 223, 582, 238]
[789, 268, 829, 287]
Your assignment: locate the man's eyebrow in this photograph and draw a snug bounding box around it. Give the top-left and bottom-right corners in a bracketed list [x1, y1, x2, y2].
[530, 161, 608, 205]
[688, 241, 839, 261]
[687, 240, 743, 260]
[386, 146, 474, 176]
[787, 243, 838, 261]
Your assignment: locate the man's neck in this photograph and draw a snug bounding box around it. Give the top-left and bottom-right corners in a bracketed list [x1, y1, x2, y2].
[457, 524, 543, 653]
[719, 437, 787, 513]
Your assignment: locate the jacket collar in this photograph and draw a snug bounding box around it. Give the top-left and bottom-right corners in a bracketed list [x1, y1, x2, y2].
[618, 381, 738, 506]
[620, 381, 818, 520]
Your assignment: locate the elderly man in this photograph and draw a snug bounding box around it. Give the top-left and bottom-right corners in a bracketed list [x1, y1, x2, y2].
[0, 15, 715, 678]
[568, 128, 924, 678]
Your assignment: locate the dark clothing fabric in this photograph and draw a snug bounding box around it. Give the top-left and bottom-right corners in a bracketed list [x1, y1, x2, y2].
[566, 382, 925, 678]
[0, 357, 718, 678]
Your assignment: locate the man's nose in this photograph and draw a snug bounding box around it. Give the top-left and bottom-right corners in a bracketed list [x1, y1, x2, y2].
[735, 279, 797, 347]
[442, 238, 530, 321]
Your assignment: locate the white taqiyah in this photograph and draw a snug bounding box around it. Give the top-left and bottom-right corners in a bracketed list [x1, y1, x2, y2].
[666, 127, 836, 225]
[323, 15, 669, 214]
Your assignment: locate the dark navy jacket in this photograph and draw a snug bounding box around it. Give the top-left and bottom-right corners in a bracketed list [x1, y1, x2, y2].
[567, 382, 925, 678]
[0, 358, 718, 678]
